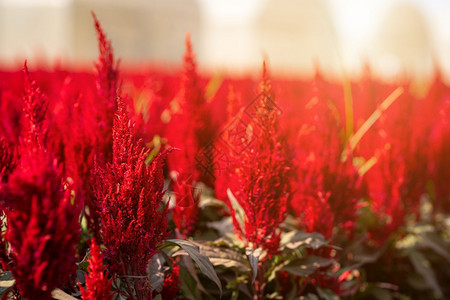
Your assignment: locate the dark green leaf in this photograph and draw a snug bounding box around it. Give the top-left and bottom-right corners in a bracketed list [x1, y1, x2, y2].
[282, 256, 334, 277]
[0, 271, 14, 291]
[195, 241, 249, 272]
[317, 288, 340, 300]
[51, 289, 78, 300]
[153, 294, 162, 300]
[166, 239, 222, 297]
[179, 266, 200, 300]
[0, 271, 13, 282]
[419, 232, 450, 263]
[409, 250, 443, 297]
[147, 255, 165, 293]
[280, 231, 339, 250]
[246, 248, 262, 283]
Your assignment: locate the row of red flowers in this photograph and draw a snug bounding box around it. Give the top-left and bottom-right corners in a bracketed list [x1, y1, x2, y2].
[0, 13, 449, 299]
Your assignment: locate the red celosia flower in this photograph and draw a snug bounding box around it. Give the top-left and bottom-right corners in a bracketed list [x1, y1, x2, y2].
[0, 137, 16, 183]
[79, 239, 113, 300]
[59, 14, 120, 240]
[161, 262, 180, 300]
[91, 11, 119, 166]
[0, 67, 80, 299]
[290, 79, 361, 237]
[365, 145, 407, 244]
[171, 174, 200, 238]
[429, 97, 450, 213]
[93, 96, 170, 286]
[22, 61, 48, 151]
[300, 193, 335, 239]
[0, 152, 79, 300]
[92, 12, 118, 114]
[224, 62, 292, 256]
[167, 34, 214, 237]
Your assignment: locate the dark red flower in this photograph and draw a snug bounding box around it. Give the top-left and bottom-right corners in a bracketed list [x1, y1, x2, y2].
[223, 62, 293, 256]
[79, 239, 113, 300]
[161, 262, 180, 300]
[0, 151, 79, 299]
[93, 96, 170, 283]
[0, 67, 80, 299]
[0, 137, 16, 183]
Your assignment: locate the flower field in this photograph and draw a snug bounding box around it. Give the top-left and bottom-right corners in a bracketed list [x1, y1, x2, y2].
[0, 14, 449, 300]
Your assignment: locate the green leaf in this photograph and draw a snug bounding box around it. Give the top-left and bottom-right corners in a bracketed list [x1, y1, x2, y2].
[282, 256, 334, 277]
[409, 250, 443, 298]
[179, 266, 200, 300]
[207, 217, 234, 237]
[317, 288, 340, 300]
[419, 232, 450, 263]
[280, 231, 338, 250]
[227, 189, 247, 233]
[51, 289, 78, 300]
[246, 248, 262, 284]
[166, 239, 222, 297]
[195, 241, 249, 272]
[0, 271, 14, 288]
[147, 255, 165, 293]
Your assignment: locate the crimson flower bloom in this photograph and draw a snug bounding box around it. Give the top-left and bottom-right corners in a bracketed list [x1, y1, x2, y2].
[0, 137, 16, 183]
[290, 78, 361, 237]
[167, 34, 212, 237]
[161, 262, 180, 300]
[93, 96, 170, 294]
[62, 13, 120, 240]
[429, 98, 450, 214]
[0, 65, 79, 299]
[79, 239, 113, 300]
[224, 62, 292, 256]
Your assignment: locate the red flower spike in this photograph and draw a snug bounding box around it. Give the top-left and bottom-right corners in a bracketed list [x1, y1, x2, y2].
[167, 33, 214, 236]
[79, 239, 113, 300]
[91, 11, 119, 165]
[0, 137, 16, 183]
[429, 98, 450, 213]
[171, 174, 200, 238]
[93, 95, 170, 282]
[0, 151, 80, 300]
[161, 262, 180, 300]
[22, 61, 48, 151]
[224, 62, 293, 256]
[290, 80, 361, 237]
[92, 11, 118, 111]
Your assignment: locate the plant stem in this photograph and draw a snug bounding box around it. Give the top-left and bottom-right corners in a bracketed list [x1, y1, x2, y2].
[120, 257, 136, 300]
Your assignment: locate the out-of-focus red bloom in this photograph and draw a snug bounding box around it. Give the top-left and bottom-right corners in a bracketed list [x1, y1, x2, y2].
[224, 62, 292, 256]
[290, 79, 361, 237]
[79, 239, 113, 300]
[1, 155, 79, 299]
[0, 67, 80, 299]
[167, 34, 213, 237]
[0, 88, 22, 147]
[58, 14, 120, 240]
[22, 61, 48, 151]
[171, 174, 200, 238]
[429, 97, 450, 213]
[0, 137, 16, 183]
[365, 145, 406, 243]
[92, 12, 118, 114]
[91, 11, 118, 166]
[93, 96, 170, 282]
[301, 193, 335, 239]
[161, 262, 180, 300]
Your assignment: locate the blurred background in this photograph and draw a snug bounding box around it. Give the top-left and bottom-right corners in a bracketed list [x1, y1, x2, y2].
[0, 0, 449, 83]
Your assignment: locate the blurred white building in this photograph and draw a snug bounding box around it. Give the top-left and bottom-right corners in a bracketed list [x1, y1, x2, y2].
[0, 0, 449, 82]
